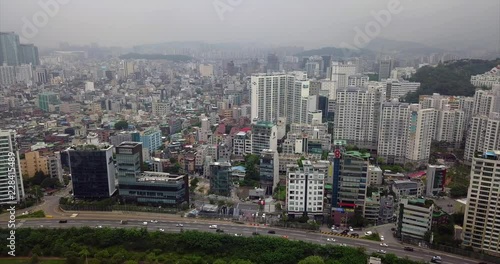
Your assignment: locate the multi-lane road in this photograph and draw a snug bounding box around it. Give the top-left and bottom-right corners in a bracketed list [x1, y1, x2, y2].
[4, 218, 484, 264]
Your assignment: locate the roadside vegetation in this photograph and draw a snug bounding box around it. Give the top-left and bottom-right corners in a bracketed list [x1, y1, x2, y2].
[0, 228, 425, 264]
[17, 210, 46, 219]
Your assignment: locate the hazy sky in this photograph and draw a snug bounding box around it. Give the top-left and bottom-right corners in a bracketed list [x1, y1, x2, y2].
[1, 0, 499, 50]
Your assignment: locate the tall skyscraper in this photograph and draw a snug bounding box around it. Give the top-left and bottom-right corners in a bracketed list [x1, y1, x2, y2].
[406, 105, 436, 164]
[250, 73, 294, 122]
[287, 80, 310, 124]
[334, 86, 383, 150]
[462, 150, 500, 256]
[378, 101, 411, 165]
[18, 44, 39, 65]
[0, 130, 25, 204]
[378, 59, 394, 81]
[435, 105, 465, 146]
[67, 144, 116, 199]
[0, 32, 20, 66]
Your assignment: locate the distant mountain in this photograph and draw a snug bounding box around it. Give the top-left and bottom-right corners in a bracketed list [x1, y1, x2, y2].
[295, 47, 374, 58]
[119, 53, 193, 62]
[364, 38, 445, 55]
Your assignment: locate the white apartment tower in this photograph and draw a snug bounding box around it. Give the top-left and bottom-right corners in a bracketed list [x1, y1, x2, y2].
[464, 113, 500, 162]
[287, 80, 310, 124]
[0, 130, 25, 203]
[377, 101, 410, 165]
[462, 150, 500, 256]
[330, 61, 357, 90]
[250, 73, 294, 122]
[435, 105, 465, 145]
[334, 86, 383, 150]
[406, 105, 437, 164]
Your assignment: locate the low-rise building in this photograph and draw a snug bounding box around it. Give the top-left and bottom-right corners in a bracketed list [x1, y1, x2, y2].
[397, 198, 434, 241]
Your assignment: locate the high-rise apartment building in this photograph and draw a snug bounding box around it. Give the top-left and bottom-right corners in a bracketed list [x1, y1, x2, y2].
[378, 101, 410, 165]
[406, 105, 436, 164]
[0, 130, 25, 203]
[397, 198, 434, 240]
[334, 86, 383, 150]
[250, 73, 294, 122]
[435, 105, 465, 146]
[0, 64, 16, 86]
[462, 150, 500, 256]
[330, 61, 357, 89]
[287, 80, 310, 124]
[464, 112, 500, 162]
[20, 151, 49, 178]
[286, 160, 327, 216]
[67, 144, 116, 199]
[385, 79, 420, 100]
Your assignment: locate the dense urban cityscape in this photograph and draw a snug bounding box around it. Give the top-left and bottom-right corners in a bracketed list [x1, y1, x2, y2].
[1, 1, 500, 264]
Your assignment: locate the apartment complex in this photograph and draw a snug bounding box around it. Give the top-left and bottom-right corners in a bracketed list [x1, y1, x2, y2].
[462, 150, 500, 256]
[334, 86, 383, 150]
[464, 112, 500, 162]
[251, 121, 277, 155]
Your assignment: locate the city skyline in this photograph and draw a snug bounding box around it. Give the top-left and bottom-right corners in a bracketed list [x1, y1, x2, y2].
[0, 0, 499, 52]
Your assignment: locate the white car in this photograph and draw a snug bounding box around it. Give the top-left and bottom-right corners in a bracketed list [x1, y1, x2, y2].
[326, 238, 336, 242]
[365, 231, 373, 235]
[150, 220, 158, 223]
[209, 225, 217, 229]
[158, 228, 165, 232]
[380, 236, 385, 241]
[176, 224, 184, 227]
[143, 222, 148, 226]
[234, 234, 242, 237]
[95, 225, 103, 229]
[378, 249, 387, 254]
[338, 243, 347, 246]
[380, 243, 388, 247]
[349, 228, 354, 232]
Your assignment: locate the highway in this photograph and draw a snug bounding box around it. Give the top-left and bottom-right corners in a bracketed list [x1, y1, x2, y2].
[5, 218, 482, 264]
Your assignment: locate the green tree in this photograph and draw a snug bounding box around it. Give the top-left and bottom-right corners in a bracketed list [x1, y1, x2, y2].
[243, 154, 260, 184]
[190, 178, 200, 193]
[349, 207, 367, 227]
[298, 256, 325, 264]
[114, 120, 129, 130]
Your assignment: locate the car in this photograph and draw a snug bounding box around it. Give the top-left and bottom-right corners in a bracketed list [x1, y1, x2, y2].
[59, 220, 67, 223]
[349, 228, 354, 232]
[404, 247, 414, 251]
[150, 220, 158, 223]
[431, 256, 442, 263]
[364, 231, 373, 235]
[120, 220, 128, 224]
[143, 222, 148, 226]
[209, 225, 217, 229]
[380, 243, 388, 247]
[267, 230, 276, 234]
[252, 232, 260, 236]
[39, 225, 44, 228]
[326, 238, 336, 242]
[216, 229, 224, 233]
[351, 233, 359, 238]
[390, 227, 395, 231]
[338, 243, 347, 246]
[95, 225, 102, 228]
[377, 250, 387, 254]
[176, 223, 184, 227]
[341, 230, 349, 235]
[234, 234, 242, 237]
[282, 235, 289, 239]
[380, 236, 385, 241]
[158, 228, 165, 232]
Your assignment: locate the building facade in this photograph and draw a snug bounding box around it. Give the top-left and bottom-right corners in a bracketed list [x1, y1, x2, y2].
[0, 130, 25, 203]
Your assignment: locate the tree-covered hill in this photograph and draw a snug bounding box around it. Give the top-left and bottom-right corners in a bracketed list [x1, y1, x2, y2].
[404, 59, 500, 103]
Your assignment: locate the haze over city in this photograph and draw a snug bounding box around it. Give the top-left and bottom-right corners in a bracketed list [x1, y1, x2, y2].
[1, 0, 499, 51]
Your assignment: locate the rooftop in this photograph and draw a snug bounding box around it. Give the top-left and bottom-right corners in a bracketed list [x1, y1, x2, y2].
[345, 151, 371, 159]
[137, 171, 184, 182]
[254, 121, 275, 128]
